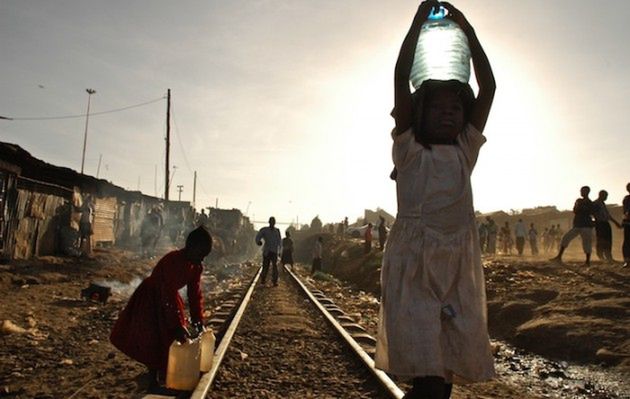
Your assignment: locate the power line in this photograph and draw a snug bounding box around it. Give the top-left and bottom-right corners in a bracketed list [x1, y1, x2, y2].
[170, 104, 213, 204]
[170, 105, 194, 174]
[3, 96, 166, 121]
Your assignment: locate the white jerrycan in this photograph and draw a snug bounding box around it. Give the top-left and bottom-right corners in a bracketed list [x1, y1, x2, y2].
[199, 327, 216, 372]
[166, 338, 201, 390]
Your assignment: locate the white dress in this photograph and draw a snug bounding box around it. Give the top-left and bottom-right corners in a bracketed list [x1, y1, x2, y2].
[375, 124, 495, 382]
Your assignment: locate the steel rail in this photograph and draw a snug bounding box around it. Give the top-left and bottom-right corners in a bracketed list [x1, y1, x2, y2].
[189, 266, 262, 399]
[284, 266, 404, 399]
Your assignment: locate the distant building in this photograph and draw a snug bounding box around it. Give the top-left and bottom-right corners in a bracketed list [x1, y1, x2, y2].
[0, 141, 194, 259]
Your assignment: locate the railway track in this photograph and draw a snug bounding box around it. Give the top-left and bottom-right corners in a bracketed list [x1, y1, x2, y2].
[144, 264, 403, 399]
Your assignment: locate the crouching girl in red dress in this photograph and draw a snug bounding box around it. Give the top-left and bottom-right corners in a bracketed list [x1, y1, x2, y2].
[110, 226, 212, 388]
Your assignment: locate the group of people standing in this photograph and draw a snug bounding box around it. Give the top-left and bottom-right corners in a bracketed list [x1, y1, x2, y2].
[362, 216, 389, 254]
[479, 218, 557, 256]
[551, 185, 629, 267]
[477, 184, 629, 265]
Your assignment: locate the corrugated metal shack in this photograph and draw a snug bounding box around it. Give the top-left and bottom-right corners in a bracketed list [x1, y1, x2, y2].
[0, 142, 194, 260]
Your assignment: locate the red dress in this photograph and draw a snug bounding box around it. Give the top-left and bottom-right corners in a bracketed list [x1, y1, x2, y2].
[110, 250, 204, 372]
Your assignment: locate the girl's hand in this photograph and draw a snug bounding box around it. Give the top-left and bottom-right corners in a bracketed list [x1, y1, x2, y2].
[441, 2, 472, 31]
[417, 0, 441, 20]
[174, 325, 190, 343]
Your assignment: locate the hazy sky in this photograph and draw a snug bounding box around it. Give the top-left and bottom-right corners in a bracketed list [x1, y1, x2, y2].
[1, 0, 629, 226]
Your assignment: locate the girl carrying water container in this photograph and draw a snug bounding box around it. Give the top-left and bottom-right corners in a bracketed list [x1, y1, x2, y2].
[110, 226, 212, 389]
[375, 1, 496, 397]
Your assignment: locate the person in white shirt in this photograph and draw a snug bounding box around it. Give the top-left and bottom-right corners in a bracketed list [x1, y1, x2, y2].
[514, 219, 527, 256]
[312, 236, 323, 275]
[255, 217, 282, 286]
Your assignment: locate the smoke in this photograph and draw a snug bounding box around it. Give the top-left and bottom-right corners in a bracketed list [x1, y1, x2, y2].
[94, 277, 143, 299]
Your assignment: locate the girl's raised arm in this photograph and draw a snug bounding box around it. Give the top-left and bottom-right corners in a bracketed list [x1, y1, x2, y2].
[442, 2, 496, 133]
[394, 1, 439, 134]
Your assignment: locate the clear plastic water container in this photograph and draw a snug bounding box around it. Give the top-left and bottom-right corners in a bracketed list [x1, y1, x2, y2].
[410, 6, 471, 89]
[166, 339, 201, 390]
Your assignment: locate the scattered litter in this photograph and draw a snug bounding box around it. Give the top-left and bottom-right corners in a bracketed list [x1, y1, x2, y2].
[2, 320, 27, 335]
[80, 283, 111, 304]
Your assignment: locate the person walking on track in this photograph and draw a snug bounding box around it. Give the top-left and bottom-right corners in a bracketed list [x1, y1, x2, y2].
[281, 230, 295, 271]
[255, 217, 282, 286]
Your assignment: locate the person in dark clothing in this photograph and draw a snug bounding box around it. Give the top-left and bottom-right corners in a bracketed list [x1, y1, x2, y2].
[528, 223, 539, 256]
[378, 216, 388, 251]
[141, 208, 162, 258]
[281, 231, 294, 271]
[486, 217, 497, 254]
[110, 227, 212, 389]
[622, 183, 630, 268]
[79, 194, 94, 256]
[593, 190, 622, 263]
[255, 217, 282, 286]
[551, 186, 595, 266]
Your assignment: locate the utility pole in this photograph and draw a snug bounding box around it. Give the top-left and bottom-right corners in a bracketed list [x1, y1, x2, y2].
[165, 88, 171, 201]
[177, 185, 184, 201]
[81, 88, 96, 174]
[154, 164, 157, 197]
[192, 171, 197, 208]
[215, 197, 218, 209]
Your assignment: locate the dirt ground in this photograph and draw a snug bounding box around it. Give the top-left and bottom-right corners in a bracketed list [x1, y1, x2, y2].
[0, 247, 251, 399]
[0, 245, 628, 398]
[302, 240, 630, 398]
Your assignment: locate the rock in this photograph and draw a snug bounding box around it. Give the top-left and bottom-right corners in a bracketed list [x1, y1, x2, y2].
[595, 348, 629, 362]
[547, 369, 567, 379]
[25, 276, 41, 285]
[59, 359, 73, 365]
[348, 313, 362, 322]
[11, 277, 25, 285]
[1, 320, 27, 335]
[240, 351, 249, 361]
[26, 316, 37, 328]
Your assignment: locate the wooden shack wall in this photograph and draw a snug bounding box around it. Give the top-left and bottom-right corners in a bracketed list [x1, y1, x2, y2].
[12, 189, 67, 259]
[93, 197, 117, 245]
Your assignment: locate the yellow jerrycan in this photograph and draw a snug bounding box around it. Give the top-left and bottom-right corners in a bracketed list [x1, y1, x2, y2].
[166, 338, 201, 390]
[199, 327, 216, 372]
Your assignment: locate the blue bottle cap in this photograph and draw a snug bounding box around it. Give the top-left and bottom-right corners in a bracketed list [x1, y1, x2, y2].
[428, 6, 447, 20]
